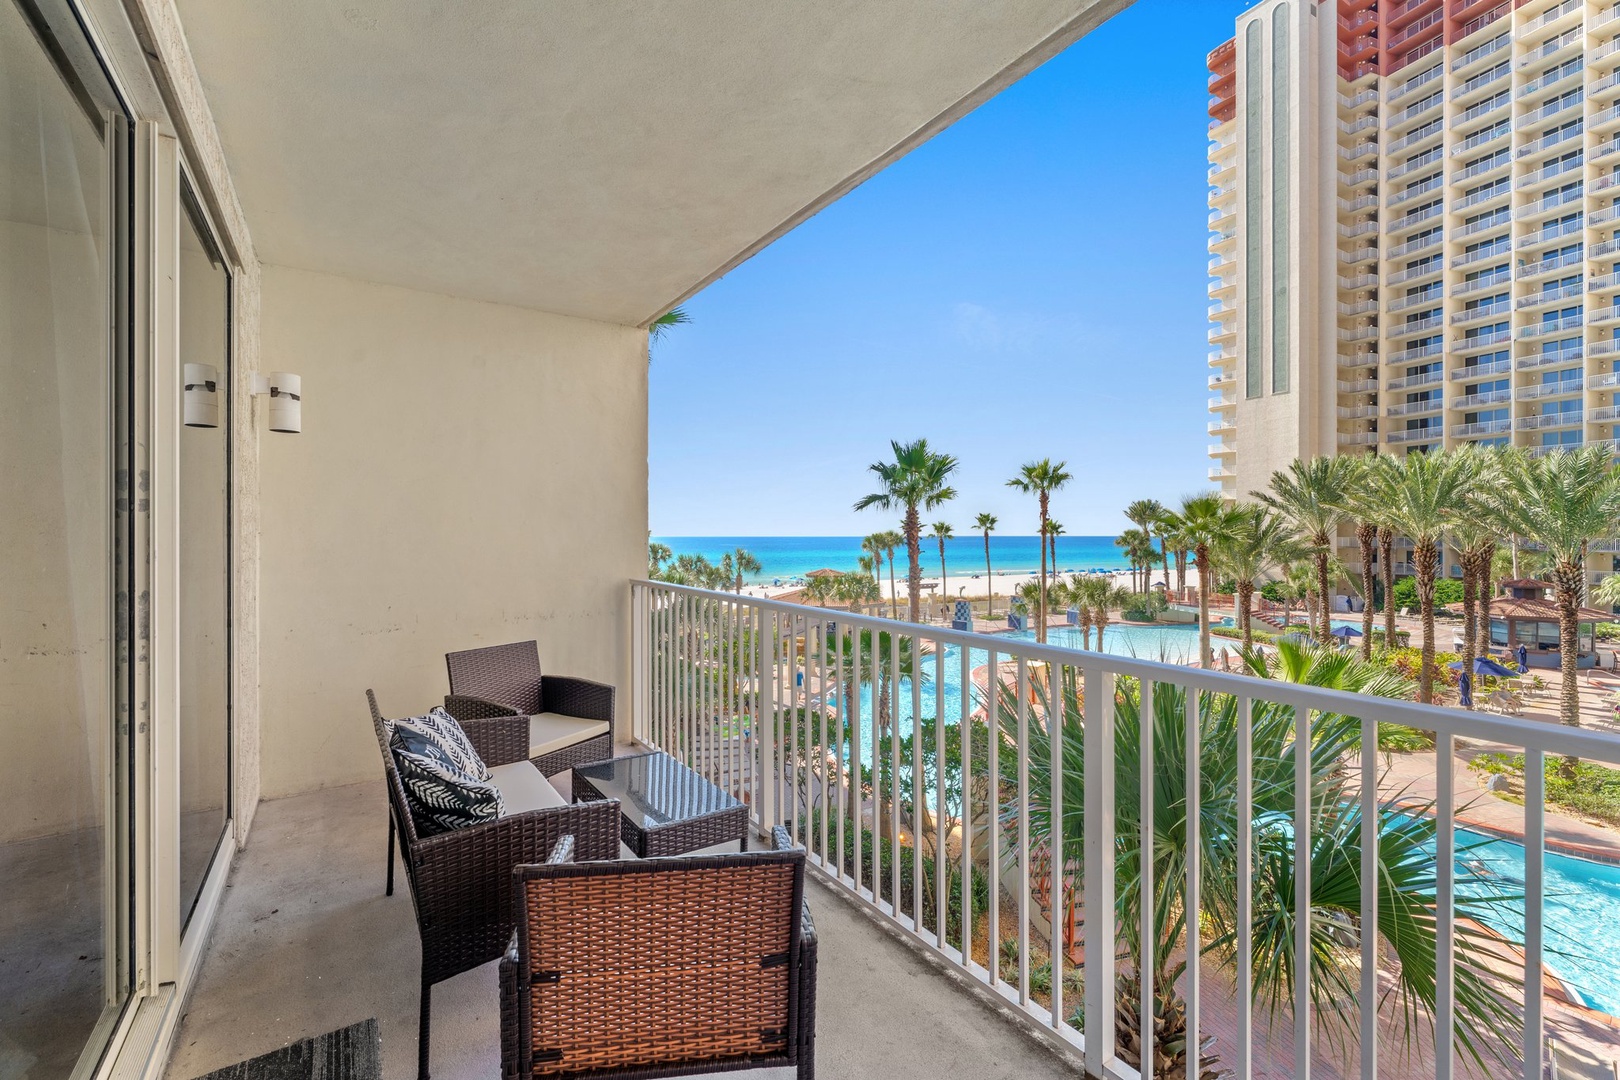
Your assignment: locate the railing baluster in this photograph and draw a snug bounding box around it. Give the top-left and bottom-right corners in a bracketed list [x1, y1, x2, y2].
[935, 640, 947, 950]
[1184, 684, 1200, 1074]
[889, 627, 901, 918]
[987, 647, 1001, 986]
[817, 619, 828, 863]
[852, 625, 864, 897]
[1140, 678, 1156, 1080]
[912, 634, 924, 930]
[1434, 729, 1455, 1080]
[1049, 658, 1065, 1030]
[959, 639, 973, 970]
[703, 597, 714, 782]
[869, 629, 880, 903]
[834, 622, 847, 882]
[1523, 747, 1545, 1080]
[1083, 665, 1116, 1077]
[1360, 701, 1379, 1080]
[733, 598, 744, 800]
[1016, 655, 1031, 1006]
[1236, 694, 1253, 1080]
[1294, 706, 1313, 1080]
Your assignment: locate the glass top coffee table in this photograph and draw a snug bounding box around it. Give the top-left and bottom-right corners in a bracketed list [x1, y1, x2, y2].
[571, 751, 749, 858]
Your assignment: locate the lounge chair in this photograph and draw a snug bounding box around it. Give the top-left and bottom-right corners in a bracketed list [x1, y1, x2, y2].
[1550, 1039, 1620, 1080]
[445, 640, 614, 776]
[368, 691, 621, 1080]
[500, 827, 818, 1080]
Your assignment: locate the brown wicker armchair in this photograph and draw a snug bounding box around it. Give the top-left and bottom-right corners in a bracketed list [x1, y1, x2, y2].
[367, 691, 622, 1080]
[444, 641, 615, 776]
[499, 827, 818, 1080]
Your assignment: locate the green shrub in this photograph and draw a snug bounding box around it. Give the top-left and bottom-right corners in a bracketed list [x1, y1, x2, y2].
[1378, 724, 1434, 753]
[1597, 622, 1620, 643]
[1390, 577, 1464, 610]
[1473, 753, 1620, 827]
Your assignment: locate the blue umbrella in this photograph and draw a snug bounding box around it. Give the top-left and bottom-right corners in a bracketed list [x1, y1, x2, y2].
[1517, 644, 1529, 673]
[1330, 625, 1363, 639]
[1449, 656, 1516, 677]
[1459, 673, 1473, 709]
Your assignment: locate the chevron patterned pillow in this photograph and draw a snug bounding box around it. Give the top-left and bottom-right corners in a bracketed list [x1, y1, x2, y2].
[390, 739, 503, 836]
[387, 707, 490, 781]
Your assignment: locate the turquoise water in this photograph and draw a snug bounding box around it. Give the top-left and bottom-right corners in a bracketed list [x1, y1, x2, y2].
[655, 534, 1139, 584]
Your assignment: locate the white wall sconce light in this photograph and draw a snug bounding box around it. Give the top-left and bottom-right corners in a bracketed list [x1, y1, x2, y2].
[183, 363, 220, 428]
[252, 371, 302, 433]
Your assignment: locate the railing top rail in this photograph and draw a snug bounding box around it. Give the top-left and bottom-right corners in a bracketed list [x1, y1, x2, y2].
[633, 579, 1620, 762]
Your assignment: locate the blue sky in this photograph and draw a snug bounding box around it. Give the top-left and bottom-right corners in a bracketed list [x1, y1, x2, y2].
[650, 0, 1252, 537]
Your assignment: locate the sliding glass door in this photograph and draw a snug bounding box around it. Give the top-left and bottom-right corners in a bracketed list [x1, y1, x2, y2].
[0, 0, 135, 1075]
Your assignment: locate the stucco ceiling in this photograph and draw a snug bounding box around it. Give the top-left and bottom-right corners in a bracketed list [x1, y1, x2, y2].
[173, 0, 1125, 327]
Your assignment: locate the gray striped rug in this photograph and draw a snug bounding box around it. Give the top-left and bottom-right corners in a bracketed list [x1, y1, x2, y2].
[190, 1020, 380, 1080]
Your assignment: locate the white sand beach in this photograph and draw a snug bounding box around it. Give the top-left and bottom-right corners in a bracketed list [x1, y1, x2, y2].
[739, 564, 1203, 603]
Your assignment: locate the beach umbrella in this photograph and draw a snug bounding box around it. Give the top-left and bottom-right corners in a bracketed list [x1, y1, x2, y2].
[1517, 644, 1529, 673]
[1330, 625, 1363, 640]
[1448, 656, 1516, 677]
[1458, 673, 1473, 709]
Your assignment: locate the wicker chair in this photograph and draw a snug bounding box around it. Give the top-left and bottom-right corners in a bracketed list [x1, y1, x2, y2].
[499, 827, 817, 1080]
[444, 641, 615, 775]
[368, 690, 622, 1080]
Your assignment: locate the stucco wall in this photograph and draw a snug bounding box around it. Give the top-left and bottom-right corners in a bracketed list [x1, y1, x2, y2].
[256, 264, 647, 799]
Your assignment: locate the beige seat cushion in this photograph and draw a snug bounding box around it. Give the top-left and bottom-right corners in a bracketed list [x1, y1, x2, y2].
[529, 712, 610, 759]
[489, 761, 567, 816]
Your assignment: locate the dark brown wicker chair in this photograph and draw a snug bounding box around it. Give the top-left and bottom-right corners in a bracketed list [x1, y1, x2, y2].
[499, 826, 816, 1080]
[444, 641, 614, 775]
[368, 690, 622, 1080]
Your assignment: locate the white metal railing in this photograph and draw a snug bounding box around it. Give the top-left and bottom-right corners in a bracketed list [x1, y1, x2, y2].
[1393, 173, 1445, 205]
[1386, 397, 1443, 416]
[1457, 213, 1509, 239]
[1458, 327, 1512, 349]
[1517, 345, 1585, 368]
[1452, 122, 1510, 158]
[1389, 146, 1444, 181]
[1391, 62, 1443, 103]
[1452, 243, 1510, 269]
[1453, 32, 1509, 73]
[1452, 357, 1513, 378]
[1339, 430, 1378, 445]
[1516, 411, 1583, 430]
[1518, 59, 1585, 99]
[1339, 352, 1378, 369]
[1518, 314, 1584, 338]
[1390, 119, 1444, 155]
[1387, 90, 1443, 129]
[1390, 232, 1442, 258]
[1593, 338, 1620, 357]
[1454, 90, 1509, 128]
[1452, 151, 1511, 185]
[1519, 376, 1582, 399]
[1339, 378, 1379, 393]
[1392, 289, 1442, 312]
[1518, 250, 1585, 278]
[1386, 425, 1443, 443]
[1515, 123, 1582, 160]
[1518, 216, 1585, 247]
[1525, 0, 1582, 33]
[1519, 90, 1581, 127]
[1451, 388, 1511, 408]
[1455, 181, 1510, 211]
[1454, 271, 1512, 296]
[1521, 154, 1584, 187]
[1593, 369, 1620, 389]
[1387, 366, 1445, 389]
[1451, 299, 1510, 324]
[630, 580, 1620, 1080]
[1517, 282, 1585, 308]
[1451, 60, 1509, 102]
[1452, 418, 1512, 436]
[1389, 261, 1444, 285]
[1514, 186, 1584, 220]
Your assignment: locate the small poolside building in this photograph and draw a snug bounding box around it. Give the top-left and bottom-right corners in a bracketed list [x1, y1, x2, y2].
[1486, 579, 1608, 670]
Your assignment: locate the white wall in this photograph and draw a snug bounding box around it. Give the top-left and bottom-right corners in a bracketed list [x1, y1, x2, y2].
[256, 264, 647, 798]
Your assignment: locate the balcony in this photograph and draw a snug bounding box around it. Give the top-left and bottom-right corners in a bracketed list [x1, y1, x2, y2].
[1338, 404, 1379, 419]
[1208, 465, 1236, 481]
[1451, 388, 1511, 409]
[1517, 344, 1585, 369]
[1525, 0, 1583, 34]
[1456, 213, 1509, 240]
[1389, 62, 1443, 104]
[1520, 153, 1583, 189]
[1454, 271, 1512, 296]
[1452, 151, 1511, 186]
[1452, 32, 1509, 76]
[1387, 367, 1445, 390]
[1518, 89, 1582, 128]
[1591, 405, 1620, 423]
[1341, 166, 1379, 188]
[1210, 393, 1237, 410]
[1340, 325, 1379, 343]
[1389, 146, 1444, 181]
[1451, 59, 1509, 104]
[1593, 338, 1620, 358]
[1453, 90, 1509, 129]
[1456, 328, 1512, 350]
[1339, 298, 1378, 317]
[1338, 377, 1379, 393]
[1452, 122, 1510, 158]
[1516, 410, 1584, 430]
[1452, 357, 1513, 378]
[1514, 186, 1584, 221]
[1389, 260, 1444, 285]
[1594, 370, 1620, 390]
[1519, 314, 1585, 338]
[1518, 217, 1585, 249]
[1515, 123, 1583, 160]
[1452, 418, 1512, 437]
[1394, 313, 1444, 336]
[1386, 397, 1443, 417]
[1391, 289, 1442, 313]
[1388, 233, 1441, 258]
[1455, 182, 1510, 212]
[1520, 32, 1583, 74]
[1451, 300, 1510, 324]
[1339, 245, 1379, 265]
[1208, 442, 1236, 457]
[1520, 376, 1583, 399]
[1340, 272, 1379, 290]
[1208, 418, 1235, 434]
[1518, 250, 1585, 280]
[1209, 372, 1235, 390]
[1386, 91, 1442, 132]
[1386, 425, 1444, 443]
[1517, 282, 1585, 309]
[1451, 244, 1510, 270]
[1389, 120, 1443, 156]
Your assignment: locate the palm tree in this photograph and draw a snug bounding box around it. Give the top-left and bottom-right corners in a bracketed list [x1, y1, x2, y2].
[1258, 456, 1354, 645]
[1067, 575, 1095, 649]
[1159, 516, 1192, 598]
[1116, 528, 1154, 593]
[860, 534, 886, 583]
[1007, 459, 1073, 644]
[931, 521, 954, 603]
[877, 530, 903, 620]
[1126, 498, 1169, 590]
[647, 306, 690, 349]
[855, 439, 959, 623]
[648, 538, 672, 576]
[1335, 456, 1384, 661]
[1168, 493, 1246, 666]
[1045, 519, 1065, 575]
[833, 569, 881, 615]
[1365, 449, 1473, 704]
[1493, 445, 1620, 765]
[1379, 521, 1398, 643]
[975, 513, 998, 618]
[1214, 505, 1301, 650]
[1005, 642, 1518, 1078]
[1091, 579, 1130, 652]
[722, 547, 761, 593]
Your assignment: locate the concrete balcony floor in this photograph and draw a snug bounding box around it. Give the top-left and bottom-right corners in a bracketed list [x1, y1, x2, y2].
[164, 780, 1076, 1080]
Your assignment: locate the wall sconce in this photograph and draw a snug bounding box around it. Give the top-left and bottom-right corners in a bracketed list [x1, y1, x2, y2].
[252, 372, 302, 433]
[183, 363, 220, 428]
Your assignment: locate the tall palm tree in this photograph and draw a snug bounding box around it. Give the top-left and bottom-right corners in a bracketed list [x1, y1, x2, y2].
[1005, 643, 1518, 1078]
[1126, 498, 1169, 591]
[1116, 527, 1155, 593]
[1067, 575, 1096, 649]
[722, 547, 761, 593]
[930, 521, 954, 605]
[861, 534, 887, 583]
[1091, 579, 1130, 652]
[1007, 459, 1073, 644]
[1045, 519, 1065, 575]
[1493, 445, 1620, 765]
[1159, 516, 1192, 597]
[648, 538, 673, 576]
[1379, 521, 1398, 644]
[975, 512, 998, 618]
[1259, 456, 1354, 645]
[1168, 493, 1247, 666]
[855, 439, 960, 623]
[1335, 456, 1385, 661]
[877, 530, 903, 620]
[1213, 505, 1301, 650]
[1366, 449, 1473, 704]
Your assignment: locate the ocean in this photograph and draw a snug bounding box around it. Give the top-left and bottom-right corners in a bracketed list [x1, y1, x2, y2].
[653, 535, 1138, 585]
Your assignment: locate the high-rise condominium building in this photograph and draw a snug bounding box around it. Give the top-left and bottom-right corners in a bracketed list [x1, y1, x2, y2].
[1206, 0, 1620, 584]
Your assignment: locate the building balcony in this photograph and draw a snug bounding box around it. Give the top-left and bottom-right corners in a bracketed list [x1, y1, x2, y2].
[1339, 299, 1378, 317]
[1208, 347, 1236, 367]
[1452, 301, 1511, 325]
[1517, 282, 1585, 309]
[1451, 388, 1512, 409]
[1389, 233, 1441, 259]
[1519, 377, 1583, 400]
[1594, 69, 1620, 103]
[1340, 220, 1379, 240]
[1338, 378, 1380, 394]
[1515, 123, 1583, 161]
[1452, 89, 1509, 129]
[1390, 62, 1444, 104]
[1518, 88, 1581, 128]
[1519, 154, 1583, 190]
[1389, 261, 1444, 287]
[1340, 246, 1380, 265]
[1387, 425, 1444, 443]
[1454, 272, 1512, 297]
[1452, 418, 1513, 437]
[1395, 313, 1445, 336]
[1451, 31, 1509, 77]
[1517, 345, 1585, 369]
[1595, 237, 1620, 260]
[1387, 367, 1445, 390]
[1591, 369, 1620, 390]
[1386, 397, 1443, 417]
[1391, 289, 1442, 313]
[1338, 430, 1379, 446]
[1208, 324, 1236, 344]
[1525, 0, 1584, 34]
[1514, 186, 1585, 222]
[1209, 393, 1237, 411]
[1388, 146, 1444, 181]
[1451, 58, 1509, 105]
[1590, 405, 1620, 423]
[1452, 123, 1510, 158]
[1209, 372, 1236, 390]
[1590, 307, 1620, 328]
[1590, 204, 1620, 229]
[1389, 120, 1443, 156]
[1208, 465, 1236, 481]
[1454, 182, 1511, 213]
[1208, 418, 1235, 435]
[1339, 325, 1379, 343]
[1518, 250, 1585, 280]
[1386, 90, 1442, 132]
[1389, 206, 1443, 237]
[1516, 411, 1583, 430]
[1452, 357, 1514, 379]
[1339, 352, 1380, 369]
[1517, 217, 1585, 249]
[1593, 338, 1620, 358]
[1340, 194, 1378, 214]
[1457, 0, 1512, 39]
[1456, 213, 1510, 241]
[1518, 314, 1586, 338]
[1339, 404, 1379, 419]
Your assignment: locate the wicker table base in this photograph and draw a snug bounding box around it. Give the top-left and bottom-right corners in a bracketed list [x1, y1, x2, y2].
[572, 751, 749, 858]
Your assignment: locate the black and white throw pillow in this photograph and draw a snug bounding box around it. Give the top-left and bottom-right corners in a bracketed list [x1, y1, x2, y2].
[388, 707, 490, 781]
[391, 741, 503, 837]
